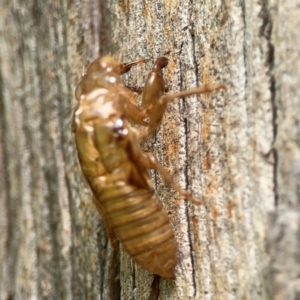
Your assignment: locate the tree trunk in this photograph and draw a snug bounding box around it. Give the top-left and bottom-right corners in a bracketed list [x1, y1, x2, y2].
[1, 0, 299, 299]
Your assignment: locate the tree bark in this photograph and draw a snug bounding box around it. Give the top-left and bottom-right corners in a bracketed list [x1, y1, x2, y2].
[1, 0, 300, 299]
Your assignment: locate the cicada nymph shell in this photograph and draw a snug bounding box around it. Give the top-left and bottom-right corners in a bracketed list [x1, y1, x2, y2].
[73, 55, 224, 278]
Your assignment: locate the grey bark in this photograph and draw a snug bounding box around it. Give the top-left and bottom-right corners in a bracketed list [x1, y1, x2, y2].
[0, 0, 299, 299]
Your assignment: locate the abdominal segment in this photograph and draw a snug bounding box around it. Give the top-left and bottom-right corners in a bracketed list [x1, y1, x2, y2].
[98, 184, 177, 279]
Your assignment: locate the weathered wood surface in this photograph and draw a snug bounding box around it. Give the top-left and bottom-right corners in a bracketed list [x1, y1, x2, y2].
[0, 0, 299, 299]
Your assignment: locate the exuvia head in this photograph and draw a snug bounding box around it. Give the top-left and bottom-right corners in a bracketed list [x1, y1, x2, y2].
[86, 56, 119, 74]
[75, 56, 124, 100]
